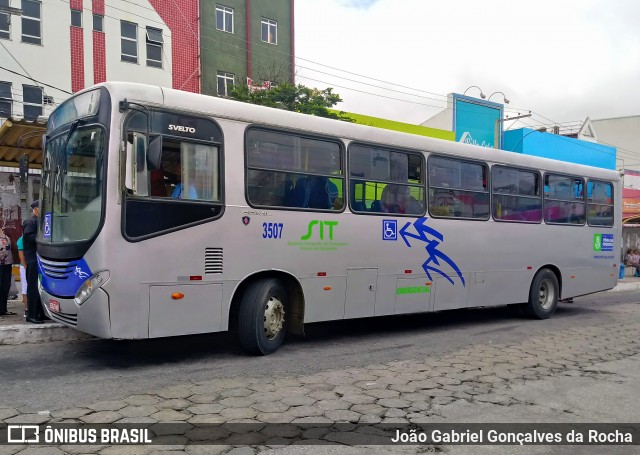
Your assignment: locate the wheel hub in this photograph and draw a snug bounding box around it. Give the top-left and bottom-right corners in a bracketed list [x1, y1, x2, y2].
[264, 296, 285, 340]
[538, 279, 555, 310]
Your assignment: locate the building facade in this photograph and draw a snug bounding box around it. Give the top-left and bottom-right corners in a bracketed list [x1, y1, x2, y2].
[587, 116, 640, 178]
[0, 0, 200, 215]
[200, 0, 294, 97]
[0, 0, 203, 123]
[1, 0, 295, 121]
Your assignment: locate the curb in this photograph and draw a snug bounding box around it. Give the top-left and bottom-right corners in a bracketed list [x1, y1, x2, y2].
[0, 322, 92, 345]
[610, 282, 640, 292]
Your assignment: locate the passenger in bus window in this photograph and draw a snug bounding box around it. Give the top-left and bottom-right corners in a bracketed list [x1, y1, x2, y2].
[150, 169, 168, 197]
[381, 184, 417, 214]
[171, 163, 198, 199]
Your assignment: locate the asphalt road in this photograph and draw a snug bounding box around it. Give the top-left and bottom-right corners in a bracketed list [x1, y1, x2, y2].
[2, 290, 638, 415]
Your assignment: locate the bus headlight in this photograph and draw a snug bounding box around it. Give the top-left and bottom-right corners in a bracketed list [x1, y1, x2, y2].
[75, 271, 110, 306]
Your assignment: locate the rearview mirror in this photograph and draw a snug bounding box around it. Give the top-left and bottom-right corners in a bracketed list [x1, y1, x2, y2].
[147, 135, 162, 171]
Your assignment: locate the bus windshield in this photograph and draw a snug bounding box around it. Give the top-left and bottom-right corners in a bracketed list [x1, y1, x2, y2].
[40, 124, 106, 243]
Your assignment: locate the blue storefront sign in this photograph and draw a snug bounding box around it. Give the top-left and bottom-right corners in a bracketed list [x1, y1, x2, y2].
[453, 94, 504, 149]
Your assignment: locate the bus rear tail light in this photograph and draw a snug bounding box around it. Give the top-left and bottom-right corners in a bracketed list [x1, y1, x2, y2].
[75, 271, 110, 306]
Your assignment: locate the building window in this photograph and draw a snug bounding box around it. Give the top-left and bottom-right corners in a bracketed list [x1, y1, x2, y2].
[0, 0, 10, 40]
[216, 5, 233, 33]
[71, 8, 82, 28]
[0, 81, 12, 117]
[21, 0, 42, 45]
[261, 18, 277, 44]
[146, 27, 163, 68]
[93, 14, 103, 32]
[121, 20, 138, 63]
[216, 72, 234, 96]
[22, 84, 42, 120]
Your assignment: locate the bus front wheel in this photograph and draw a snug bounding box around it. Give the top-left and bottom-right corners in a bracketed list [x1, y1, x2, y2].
[238, 278, 288, 355]
[522, 269, 559, 319]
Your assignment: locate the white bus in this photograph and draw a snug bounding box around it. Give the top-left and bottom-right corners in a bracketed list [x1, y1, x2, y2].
[38, 82, 621, 355]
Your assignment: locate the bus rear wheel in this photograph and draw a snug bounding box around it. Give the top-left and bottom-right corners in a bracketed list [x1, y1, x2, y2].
[522, 268, 559, 319]
[238, 278, 287, 355]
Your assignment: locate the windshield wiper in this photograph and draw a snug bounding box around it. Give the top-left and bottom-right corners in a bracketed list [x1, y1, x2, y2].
[58, 119, 86, 172]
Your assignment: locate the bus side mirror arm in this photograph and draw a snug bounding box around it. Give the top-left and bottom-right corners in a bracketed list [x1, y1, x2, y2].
[132, 133, 149, 197]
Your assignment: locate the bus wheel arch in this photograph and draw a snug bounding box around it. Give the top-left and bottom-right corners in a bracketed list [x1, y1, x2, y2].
[230, 271, 305, 354]
[521, 266, 561, 319]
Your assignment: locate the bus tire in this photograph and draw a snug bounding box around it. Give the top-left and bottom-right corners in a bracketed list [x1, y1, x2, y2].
[522, 269, 558, 319]
[238, 278, 287, 355]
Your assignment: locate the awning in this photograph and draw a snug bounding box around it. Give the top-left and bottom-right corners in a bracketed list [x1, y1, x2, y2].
[0, 117, 46, 169]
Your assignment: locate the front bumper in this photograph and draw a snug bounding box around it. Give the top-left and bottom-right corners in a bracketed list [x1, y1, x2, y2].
[41, 286, 112, 338]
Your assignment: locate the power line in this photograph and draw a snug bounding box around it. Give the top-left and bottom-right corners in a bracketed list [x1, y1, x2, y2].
[0, 66, 72, 95]
[54, 0, 567, 126]
[8, 0, 625, 162]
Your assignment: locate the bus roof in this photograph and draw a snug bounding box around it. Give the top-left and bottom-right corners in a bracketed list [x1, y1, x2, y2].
[83, 81, 620, 182]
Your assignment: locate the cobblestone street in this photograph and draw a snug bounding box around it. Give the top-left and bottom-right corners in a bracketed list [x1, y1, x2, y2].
[2, 301, 640, 454]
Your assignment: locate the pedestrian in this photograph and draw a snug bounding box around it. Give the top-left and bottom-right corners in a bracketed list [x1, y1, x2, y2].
[16, 235, 28, 317]
[0, 225, 15, 317]
[24, 200, 44, 324]
[625, 248, 640, 277]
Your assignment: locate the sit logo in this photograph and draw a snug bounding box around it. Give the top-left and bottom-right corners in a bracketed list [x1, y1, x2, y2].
[301, 220, 338, 240]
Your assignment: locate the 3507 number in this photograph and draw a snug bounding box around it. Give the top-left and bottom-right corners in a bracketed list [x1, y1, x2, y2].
[262, 222, 284, 239]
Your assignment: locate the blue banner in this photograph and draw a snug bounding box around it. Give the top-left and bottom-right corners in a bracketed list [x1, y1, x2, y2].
[453, 94, 503, 149]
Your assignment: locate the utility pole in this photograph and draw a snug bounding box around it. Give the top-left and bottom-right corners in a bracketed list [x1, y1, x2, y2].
[494, 112, 533, 149]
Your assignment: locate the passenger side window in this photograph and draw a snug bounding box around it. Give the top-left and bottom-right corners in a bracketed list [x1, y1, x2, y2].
[348, 144, 424, 215]
[492, 166, 541, 223]
[587, 180, 614, 227]
[122, 110, 224, 240]
[126, 134, 219, 202]
[428, 156, 489, 219]
[246, 128, 344, 211]
[544, 174, 585, 225]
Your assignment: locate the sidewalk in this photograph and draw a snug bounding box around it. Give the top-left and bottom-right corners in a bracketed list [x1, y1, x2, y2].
[609, 276, 640, 292]
[1, 278, 639, 346]
[0, 298, 90, 345]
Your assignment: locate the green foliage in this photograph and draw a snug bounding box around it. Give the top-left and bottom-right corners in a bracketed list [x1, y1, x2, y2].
[229, 83, 354, 122]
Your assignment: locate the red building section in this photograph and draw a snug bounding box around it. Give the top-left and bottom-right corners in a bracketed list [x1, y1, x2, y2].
[149, 0, 200, 93]
[70, 0, 85, 93]
[92, 0, 106, 84]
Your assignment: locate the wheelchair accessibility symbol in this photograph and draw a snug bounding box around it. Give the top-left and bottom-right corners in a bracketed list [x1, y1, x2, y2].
[43, 213, 52, 239]
[382, 220, 397, 241]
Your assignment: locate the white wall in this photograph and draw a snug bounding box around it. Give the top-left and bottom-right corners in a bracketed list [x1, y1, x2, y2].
[420, 94, 454, 131]
[104, 1, 172, 87]
[592, 116, 640, 177]
[0, 0, 71, 118]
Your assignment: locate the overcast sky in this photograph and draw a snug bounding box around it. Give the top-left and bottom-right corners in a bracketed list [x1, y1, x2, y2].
[294, 0, 640, 130]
